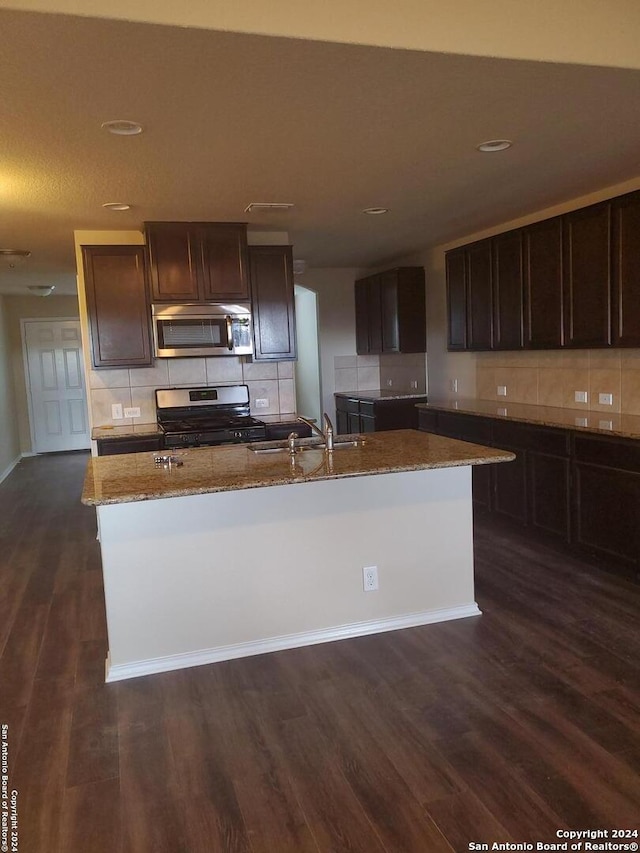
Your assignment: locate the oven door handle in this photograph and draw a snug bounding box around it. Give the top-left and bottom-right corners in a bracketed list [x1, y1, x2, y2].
[225, 315, 234, 351]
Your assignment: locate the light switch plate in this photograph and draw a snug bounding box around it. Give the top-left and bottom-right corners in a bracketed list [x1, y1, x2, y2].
[124, 407, 141, 418]
[497, 385, 507, 397]
[575, 391, 588, 404]
[449, 378, 458, 393]
[598, 392, 613, 406]
[254, 398, 269, 408]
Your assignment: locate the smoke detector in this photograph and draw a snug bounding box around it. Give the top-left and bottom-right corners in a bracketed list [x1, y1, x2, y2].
[0, 249, 31, 269]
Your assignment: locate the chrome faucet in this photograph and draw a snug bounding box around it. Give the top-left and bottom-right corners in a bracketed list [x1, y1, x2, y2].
[297, 413, 335, 451]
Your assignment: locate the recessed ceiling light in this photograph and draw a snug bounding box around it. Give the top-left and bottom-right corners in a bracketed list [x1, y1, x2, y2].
[363, 207, 389, 215]
[101, 120, 143, 136]
[102, 202, 132, 211]
[476, 139, 513, 153]
[244, 202, 294, 213]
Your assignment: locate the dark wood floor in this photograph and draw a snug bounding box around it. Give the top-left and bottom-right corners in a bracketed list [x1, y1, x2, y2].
[1, 453, 639, 852]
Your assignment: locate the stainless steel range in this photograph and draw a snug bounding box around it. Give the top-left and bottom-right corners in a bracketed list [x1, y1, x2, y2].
[156, 385, 267, 449]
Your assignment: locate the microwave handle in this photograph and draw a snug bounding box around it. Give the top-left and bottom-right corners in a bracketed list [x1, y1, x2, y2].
[225, 316, 234, 350]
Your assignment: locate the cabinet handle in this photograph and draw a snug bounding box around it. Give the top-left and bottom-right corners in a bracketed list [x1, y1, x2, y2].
[225, 315, 233, 350]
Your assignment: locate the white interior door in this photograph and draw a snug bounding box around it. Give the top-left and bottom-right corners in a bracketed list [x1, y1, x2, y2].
[24, 319, 90, 453]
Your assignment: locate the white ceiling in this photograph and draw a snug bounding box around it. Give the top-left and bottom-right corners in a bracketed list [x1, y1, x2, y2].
[2, 8, 640, 295]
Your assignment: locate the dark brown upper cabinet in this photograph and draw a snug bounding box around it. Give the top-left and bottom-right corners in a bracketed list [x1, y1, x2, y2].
[492, 229, 524, 350]
[355, 275, 382, 355]
[82, 245, 153, 369]
[355, 267, 425, 355]
[146, 221, 249, 303]
[249, 245, 296, 361]
[445, 241, 492, 351]
[445, 248, 467, 350]
[466, 240, 493, 350]
[612, 190, 640, 347]
[523, 216, 564, 349]
[562, 201, 611, 348]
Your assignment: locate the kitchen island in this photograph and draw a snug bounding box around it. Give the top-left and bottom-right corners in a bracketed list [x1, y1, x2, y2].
[82, 430, 513, 681]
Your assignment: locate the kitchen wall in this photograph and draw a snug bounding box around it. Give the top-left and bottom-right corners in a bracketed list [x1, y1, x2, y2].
[300, 267, 361, 421]
[396, 174, 640, 410]
[0, 296, 20, 481]
[88, 357, 295, 427]
[5, 294, 81, 454]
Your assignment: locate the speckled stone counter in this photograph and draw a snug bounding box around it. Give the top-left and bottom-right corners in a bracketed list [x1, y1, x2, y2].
[92, 423, 161, 441]
[82, 429, 514, 507]
[335, 390, 428, 402]
[418, 398, 640, 440]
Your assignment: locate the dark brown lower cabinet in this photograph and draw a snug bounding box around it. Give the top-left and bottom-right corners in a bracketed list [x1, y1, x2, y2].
[96, 436, 162, 456]
[418, 410, 577, 551]
[335, 394, 427, 434]
[573, 434, 640, 568]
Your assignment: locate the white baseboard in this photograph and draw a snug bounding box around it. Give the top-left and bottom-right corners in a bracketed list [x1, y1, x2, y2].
[0, 456, 21, 486]
[21, 451, 37, 458]
[105, 603, 482, 682]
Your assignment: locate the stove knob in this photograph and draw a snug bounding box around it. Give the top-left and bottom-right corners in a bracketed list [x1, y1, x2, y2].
[233, 430, 242, 438]
[181, 435, 190, 443]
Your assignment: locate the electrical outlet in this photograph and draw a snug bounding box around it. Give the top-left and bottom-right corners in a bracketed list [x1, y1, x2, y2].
[575, 416, 588, 427]
[123, 407, 141, 418]
[254, 398, 269, 408]
[387, 379, 393, 387]
[497, 385, 507, 397]
[575, 391, 588, 404]
[599, 419, 613, 430]
[497, 407, 507, 417]
[410, 380, 418, 389]
[450, 378, 459, 393]
[111, 403, 123, 420]
[362, 566, 379, 592]
[598, 393, 613, 406]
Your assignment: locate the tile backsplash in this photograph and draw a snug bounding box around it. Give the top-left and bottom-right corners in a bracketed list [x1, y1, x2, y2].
[89, 357, 296, 426]
[474, 349, 640, 414]
[334, 352, 427, 394]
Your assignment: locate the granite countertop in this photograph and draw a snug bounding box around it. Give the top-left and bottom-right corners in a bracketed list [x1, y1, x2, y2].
[91, 413, 302, 441]
[92, 423, 161, 440]
[81, 429, 514, 506]
[419, 398, 640, 440]
[335, 390, 428, 402]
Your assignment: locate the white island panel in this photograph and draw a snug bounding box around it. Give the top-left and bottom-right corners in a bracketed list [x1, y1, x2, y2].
[98, 465, 478, 681]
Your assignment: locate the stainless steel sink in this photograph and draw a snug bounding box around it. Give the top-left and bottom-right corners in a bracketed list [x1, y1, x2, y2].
[250, 437, 362, 454]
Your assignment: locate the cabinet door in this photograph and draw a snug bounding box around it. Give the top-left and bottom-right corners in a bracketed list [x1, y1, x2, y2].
[336, 408, 349, 435]
[380, 271, 400, 353]
[199, 223, 250, 301]
[574, 464, 640, 568]
[146, 222, 200, 302]
[249, 245, 296, 360]
[396, 267, 427, 353]
[347, 412, 361, 433]
[467, 240, 493, 350]
[563, 202, 612, 348]
[355, 278, 371, 354]
[528, 452, 571, 542]
[82, 245, 153, 368]
[367, 276, 383, 354]
[612, 191, 640, 347]
[492, 230, 524, 349]
[445, 249, 468, 351]
[523, 217, 563, 348]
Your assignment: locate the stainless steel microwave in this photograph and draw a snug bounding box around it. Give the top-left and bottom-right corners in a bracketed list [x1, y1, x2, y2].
[152, 303, 253, 358]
